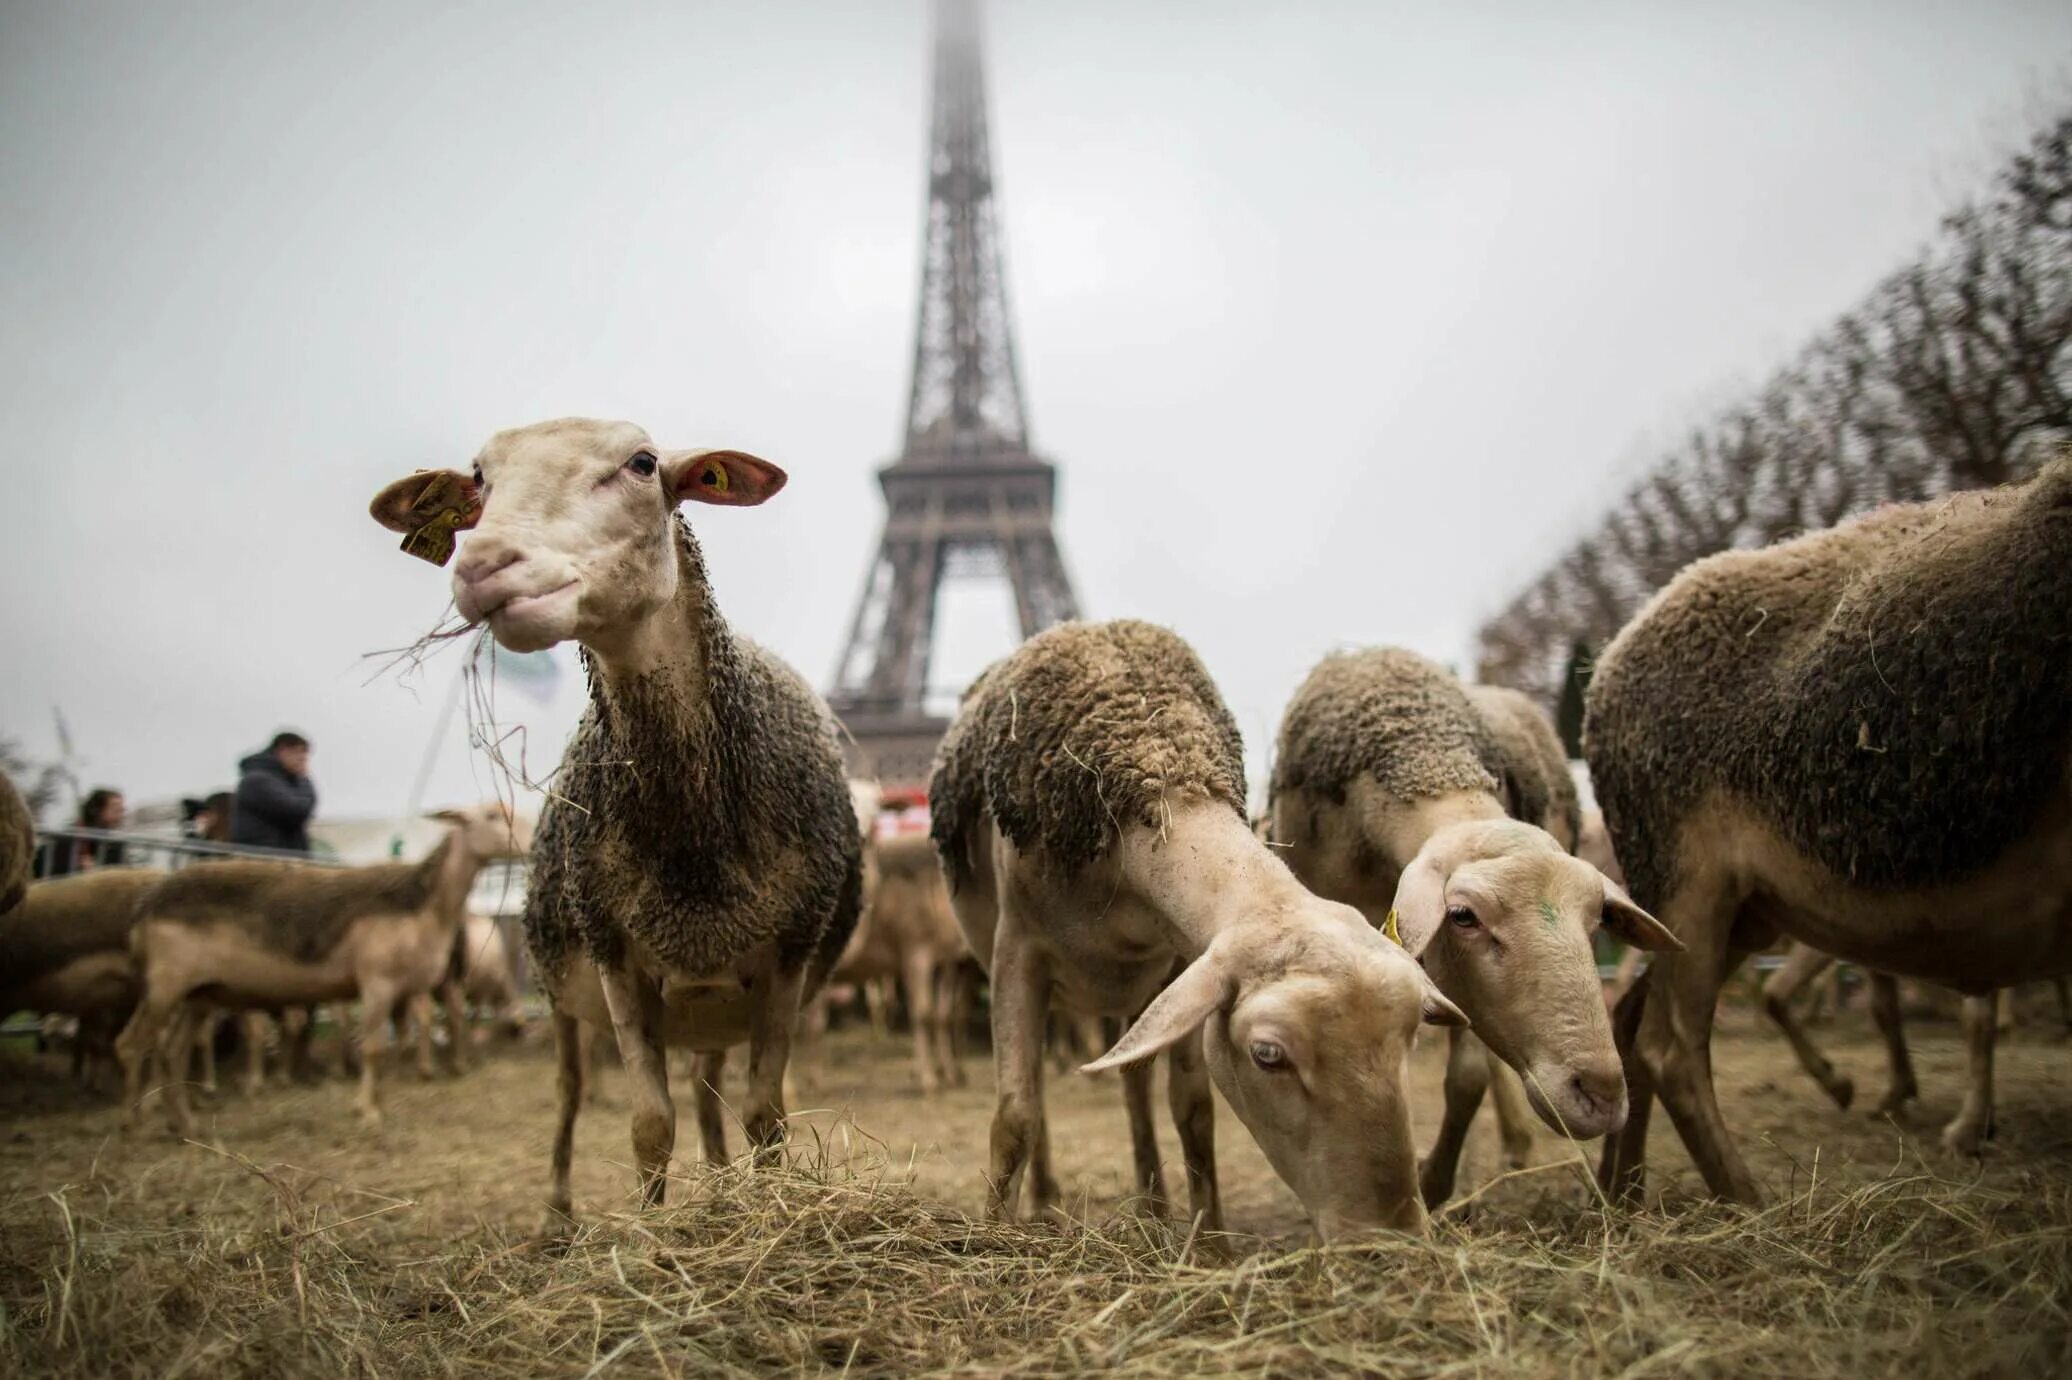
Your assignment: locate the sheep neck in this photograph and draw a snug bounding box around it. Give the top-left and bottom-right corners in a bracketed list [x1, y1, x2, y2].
[1119, 799, 1320, 957]
[1373, 790, 1508, 870]
[588, 531, 714, 711]
[419, 833, 479, 926]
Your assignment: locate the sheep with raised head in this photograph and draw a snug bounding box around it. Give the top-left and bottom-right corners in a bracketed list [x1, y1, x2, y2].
[1587, 458, 2072, 1203]
[933, 619, 1465, 1240]
[1267, 648, 1679, 1206]
[115, 803, 530, 1133]
[367, 419, 862, 1221]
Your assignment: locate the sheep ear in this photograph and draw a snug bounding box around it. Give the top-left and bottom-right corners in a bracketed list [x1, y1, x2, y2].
[427, 808, 467, 824]
[1602, 880, 1682, 952]
[1083, 945, 1233, 1073]
[1388, 851, 1450, 956]
[1418, 969, 1469, 1027]
[370, 470, 481, 534]
[666, 449, 787, 508]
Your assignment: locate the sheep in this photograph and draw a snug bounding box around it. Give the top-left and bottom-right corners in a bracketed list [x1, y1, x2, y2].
[115, 803, 530, 1134]
[822, 833, 969, 1091]
[932, 619, 1466, 1240]
[444, 913, 528, 1046]
[1, 770, 31, 914]
[367, 419, 862, 1220]
[2, 869, 159, 1092]
[1586, 458, 2072, 1203]
[1267, 648, 1680, 1206]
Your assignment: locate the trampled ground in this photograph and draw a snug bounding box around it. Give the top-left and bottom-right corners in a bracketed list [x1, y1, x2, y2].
[1, 1007, 2068, 1376]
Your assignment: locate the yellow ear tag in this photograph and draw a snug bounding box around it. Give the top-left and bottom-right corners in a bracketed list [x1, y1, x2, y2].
[397, 470, 478, 568]
[1383, 909, 1403, 946]
[702, 462, 730, 494]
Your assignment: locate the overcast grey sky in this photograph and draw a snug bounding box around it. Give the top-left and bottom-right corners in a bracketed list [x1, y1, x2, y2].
[3, 0, 2068, 821]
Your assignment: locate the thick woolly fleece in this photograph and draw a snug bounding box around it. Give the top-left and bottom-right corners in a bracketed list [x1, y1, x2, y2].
[142, 838, 458, 965]
[930, 619, 1248, 886]
[1466, 684, 1582, 846]
[0, 772, 31, 914]
[0, 869, 160, 1005]
[523, 519, 861, 985]
[1586, 457, 2072, 911]
[1271, 648, 1577, 836]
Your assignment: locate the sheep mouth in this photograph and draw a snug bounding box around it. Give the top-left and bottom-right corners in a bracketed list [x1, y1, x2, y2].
[1524, 1076, 1628, 1139]
[479, 580, 579, 650]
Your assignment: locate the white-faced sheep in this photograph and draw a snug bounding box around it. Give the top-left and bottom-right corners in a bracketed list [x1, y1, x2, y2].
[933, 619, 1466, 1240]
[115, 803, 530, 1134]
[1267, 648, 1680, 1206]
[1587, 458, 2072, 1203]
[368, 419, 862, 1221]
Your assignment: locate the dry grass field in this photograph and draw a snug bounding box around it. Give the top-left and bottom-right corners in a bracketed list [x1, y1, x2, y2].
[2, 1006, 2068, 1377]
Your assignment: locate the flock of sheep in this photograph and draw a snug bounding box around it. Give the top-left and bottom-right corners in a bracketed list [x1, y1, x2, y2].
[2, 416, 2067, 1246]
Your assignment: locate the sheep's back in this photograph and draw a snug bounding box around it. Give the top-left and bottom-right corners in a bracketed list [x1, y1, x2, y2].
[1271, 648, 1499, 809]
[0, 869, 160, 996]
[933, 620, 1246, 879]
[1587, 460, 2072, 908]
[142, 858, 429, 964]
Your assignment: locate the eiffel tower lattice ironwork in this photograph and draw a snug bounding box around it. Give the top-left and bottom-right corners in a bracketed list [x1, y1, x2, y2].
[828, 0, 1080, 789]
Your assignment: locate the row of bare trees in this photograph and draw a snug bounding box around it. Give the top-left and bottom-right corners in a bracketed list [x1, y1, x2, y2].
[1478, 108, 2072, 738]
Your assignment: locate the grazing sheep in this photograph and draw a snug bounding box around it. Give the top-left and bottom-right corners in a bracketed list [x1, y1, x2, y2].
[368, 419, 862, 1220]
[1, 771, 32, 914]
[115, 803, 530, 1133]
[933, 620, 1465, 1240]
[1268, 648, 1679, 1206]
[824, 834, 969, 1091]
[1587, 459, 2072, 1203]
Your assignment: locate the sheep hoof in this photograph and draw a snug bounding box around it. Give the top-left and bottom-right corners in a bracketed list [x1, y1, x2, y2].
[1828, 1075, 1855, 1111]
[1941, 1119, 1986, 1157]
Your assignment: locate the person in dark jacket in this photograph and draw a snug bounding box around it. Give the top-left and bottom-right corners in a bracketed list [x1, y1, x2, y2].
[231, 732, 317, 852]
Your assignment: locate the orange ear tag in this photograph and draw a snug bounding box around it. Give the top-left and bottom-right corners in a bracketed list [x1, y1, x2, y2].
[398, 470, 479, 567]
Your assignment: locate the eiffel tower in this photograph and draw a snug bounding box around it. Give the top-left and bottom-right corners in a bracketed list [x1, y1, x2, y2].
[828, 0, 1080, 790]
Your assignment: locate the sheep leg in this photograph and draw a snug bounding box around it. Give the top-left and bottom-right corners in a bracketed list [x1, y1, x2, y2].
[1943, 994, 1998, 1156]
[115, 991, 179, 1133]
[1597, 964, 1656, 1204]
[905, 947, 943, 1094]
[744, 966, 806, 1164]
[1119, 1041, 1169, 1216]
[159, 1004, 201, 1137]
[1639, 884, 1762, 1204]
[1028, 1087, 1062, 1218]
[933, 963, 966, 1088]
[984, 909, 1051, 1222]
[2054, 976, 2072, 1037]
[410, 992, 439, 1081]
[597, 965, 675, 1207]
[240, 1013, 268, 1096]
[1760, 944, 1855, 1109]
[286, 1006, 320, 1083]
[1419, 1025, 1488, 1208]
[692, 1050, 729, 1163]
[543, 1005, 585, 1227]
[194, 1010, 220, 1097]
[1487, 1055, 1534, 1172]
[1866, 972, 1917, 1117]
[442, 977, 471, 1073]
[355, 979, 401, 1127]
[1167, 1026, 1222, 1234]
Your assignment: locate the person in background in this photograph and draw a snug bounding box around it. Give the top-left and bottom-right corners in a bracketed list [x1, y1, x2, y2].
[231, 732, 316, 853]
[181, 791, 236, 844]
[43, 787, 126, 876]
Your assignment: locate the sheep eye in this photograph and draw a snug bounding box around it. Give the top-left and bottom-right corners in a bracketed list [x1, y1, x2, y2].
[628, 451, 658, 477]
[1446, 905, 1479, 929]
[1250, 1040, 1287, 1071]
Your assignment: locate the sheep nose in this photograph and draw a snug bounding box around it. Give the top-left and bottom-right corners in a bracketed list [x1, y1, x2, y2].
[1571, 1065, 1625, 1114]
[454, 540, 522, 588]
